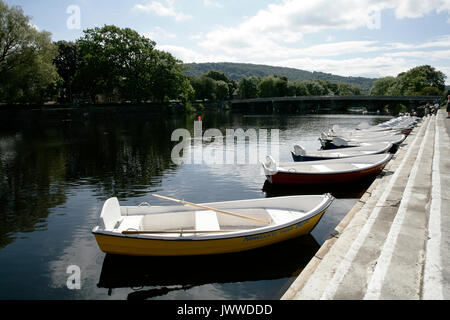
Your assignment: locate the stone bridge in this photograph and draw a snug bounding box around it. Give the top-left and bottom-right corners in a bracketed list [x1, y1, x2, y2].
[230, 95, 442, 114]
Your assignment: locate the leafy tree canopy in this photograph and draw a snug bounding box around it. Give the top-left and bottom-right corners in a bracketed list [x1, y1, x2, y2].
[0, 0, 60, 104]
[370, 65, 446, 96]
[73, 25, 189, 103]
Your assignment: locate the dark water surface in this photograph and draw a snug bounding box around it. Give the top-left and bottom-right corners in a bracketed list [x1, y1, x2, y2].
[0, 107, 391, 300]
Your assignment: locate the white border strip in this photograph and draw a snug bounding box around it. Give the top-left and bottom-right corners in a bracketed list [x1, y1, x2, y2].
[319, 117, 429, 300]
[422, 114, 443, 299]
[364, 116, 433, 300]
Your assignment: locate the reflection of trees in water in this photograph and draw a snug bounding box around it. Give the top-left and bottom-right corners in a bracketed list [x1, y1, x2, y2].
[0, 108, 204, 248]
[0, 132, 69, 248]
[61, 113, 180, 199]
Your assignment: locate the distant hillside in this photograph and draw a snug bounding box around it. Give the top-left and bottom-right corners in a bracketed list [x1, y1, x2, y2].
[184, 62, 376, 93]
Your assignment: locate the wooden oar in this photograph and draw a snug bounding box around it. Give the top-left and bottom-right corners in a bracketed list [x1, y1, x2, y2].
[122, 230, 235, 235]
[152, 194, 270, 225]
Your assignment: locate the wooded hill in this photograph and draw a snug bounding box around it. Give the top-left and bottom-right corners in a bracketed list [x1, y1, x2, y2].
[184, 62, 376, 94]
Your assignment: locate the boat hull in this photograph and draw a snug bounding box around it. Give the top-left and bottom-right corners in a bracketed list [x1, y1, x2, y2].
[266, 162, 386, 185]
[93, 210, 326, 256]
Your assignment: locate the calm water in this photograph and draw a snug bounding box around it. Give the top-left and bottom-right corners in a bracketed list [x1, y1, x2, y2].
[0, 107, 391, 300]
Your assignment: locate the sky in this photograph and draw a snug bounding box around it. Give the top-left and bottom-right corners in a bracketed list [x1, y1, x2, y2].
[5, 0, 450, 83]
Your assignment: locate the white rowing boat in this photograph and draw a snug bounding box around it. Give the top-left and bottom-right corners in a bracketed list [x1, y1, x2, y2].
[291, 142, 392, 161]
[320, 133, 405, 149]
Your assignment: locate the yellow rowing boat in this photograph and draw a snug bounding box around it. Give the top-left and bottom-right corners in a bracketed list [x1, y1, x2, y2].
[92, 194, 334, 256]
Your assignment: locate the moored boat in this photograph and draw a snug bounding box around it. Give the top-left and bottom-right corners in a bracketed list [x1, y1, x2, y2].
[262, 153, 392, 185]
[291, 142, 392, 161]
[335, 116, 419, 136]
[320, 133, 405, 150]
[92, 194, 334, 256]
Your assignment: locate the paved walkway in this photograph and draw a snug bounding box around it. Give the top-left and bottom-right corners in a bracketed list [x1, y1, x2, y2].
[282, 110, 450, 300]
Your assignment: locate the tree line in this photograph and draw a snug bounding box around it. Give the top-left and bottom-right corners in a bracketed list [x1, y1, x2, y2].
[370, 65, 447, 97]
[237, 75, 362, 99]
[0, 1, 192, 105]
[0, 1, 447, 106]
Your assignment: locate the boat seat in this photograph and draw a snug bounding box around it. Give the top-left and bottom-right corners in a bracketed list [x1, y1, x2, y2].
[266, 209, 306, 225]
[195, 210, 221, 231]
[116, 216, 143, 232]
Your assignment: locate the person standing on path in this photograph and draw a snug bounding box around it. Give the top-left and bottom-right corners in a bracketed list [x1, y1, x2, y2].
[446, 95, 450, 118]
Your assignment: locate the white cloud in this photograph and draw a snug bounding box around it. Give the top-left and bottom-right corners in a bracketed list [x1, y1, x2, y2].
[198, 0, 378, 52]
[267, 56, 410, 79]
[387, 35, 450, 50]
[196, 0, 450, 55]
[154, 0, 450, 82]
[142, 27, 177, 43]
[177, 0, 449, 81]
[385, 49, 450, 60]
[156, 44, 236, 63]
[393, 0, 450, 19]
[297, 41, 382, 57]
[134, 0, 192, 21]
[203, 0, 223, 8]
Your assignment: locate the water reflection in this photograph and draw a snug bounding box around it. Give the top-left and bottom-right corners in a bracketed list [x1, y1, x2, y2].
[97, 235, 320, 300]
[262, 177, 375, 199]
[0, 108, 198, 248]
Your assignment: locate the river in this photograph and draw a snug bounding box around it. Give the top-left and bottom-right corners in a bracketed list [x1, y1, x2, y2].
[0, 107, 391, 300]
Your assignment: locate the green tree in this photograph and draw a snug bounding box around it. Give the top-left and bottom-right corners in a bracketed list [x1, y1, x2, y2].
[373, 65, 446, 96]
[76, 25, 157, 103]
[337, 82, 360, 95]
[420, 86, 442, 96]
[190, 76, 217, 101]
[259, 76, 276, 98]
[0, 1, 60, 104]
[238, 76, 260, 99]
[258, 76, 289, 98]
[294, 82, 309, 96]
[287, 82, 297, 96]
[202, 70, 236, 99]
[203, 70, 230, 83]
[215, 80, 229, 101]
[75, 25, 189, 103]
[399, 65, 446, 95]
[189, 76, 202, 100]
[370, 76, 396, 95]
[150, 50, 188, 103]
[304, 81, 326, 96]
[178, 77, 195, 103]
[274, 76, 288, 97]
[53, 41, 81, 103]
[200, 76, 217, 101]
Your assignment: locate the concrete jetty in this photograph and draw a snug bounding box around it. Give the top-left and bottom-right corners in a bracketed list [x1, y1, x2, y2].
[282, 109, 450, 300]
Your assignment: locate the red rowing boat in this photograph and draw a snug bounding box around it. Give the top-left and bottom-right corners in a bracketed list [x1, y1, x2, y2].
[262, 154, 392, 185]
